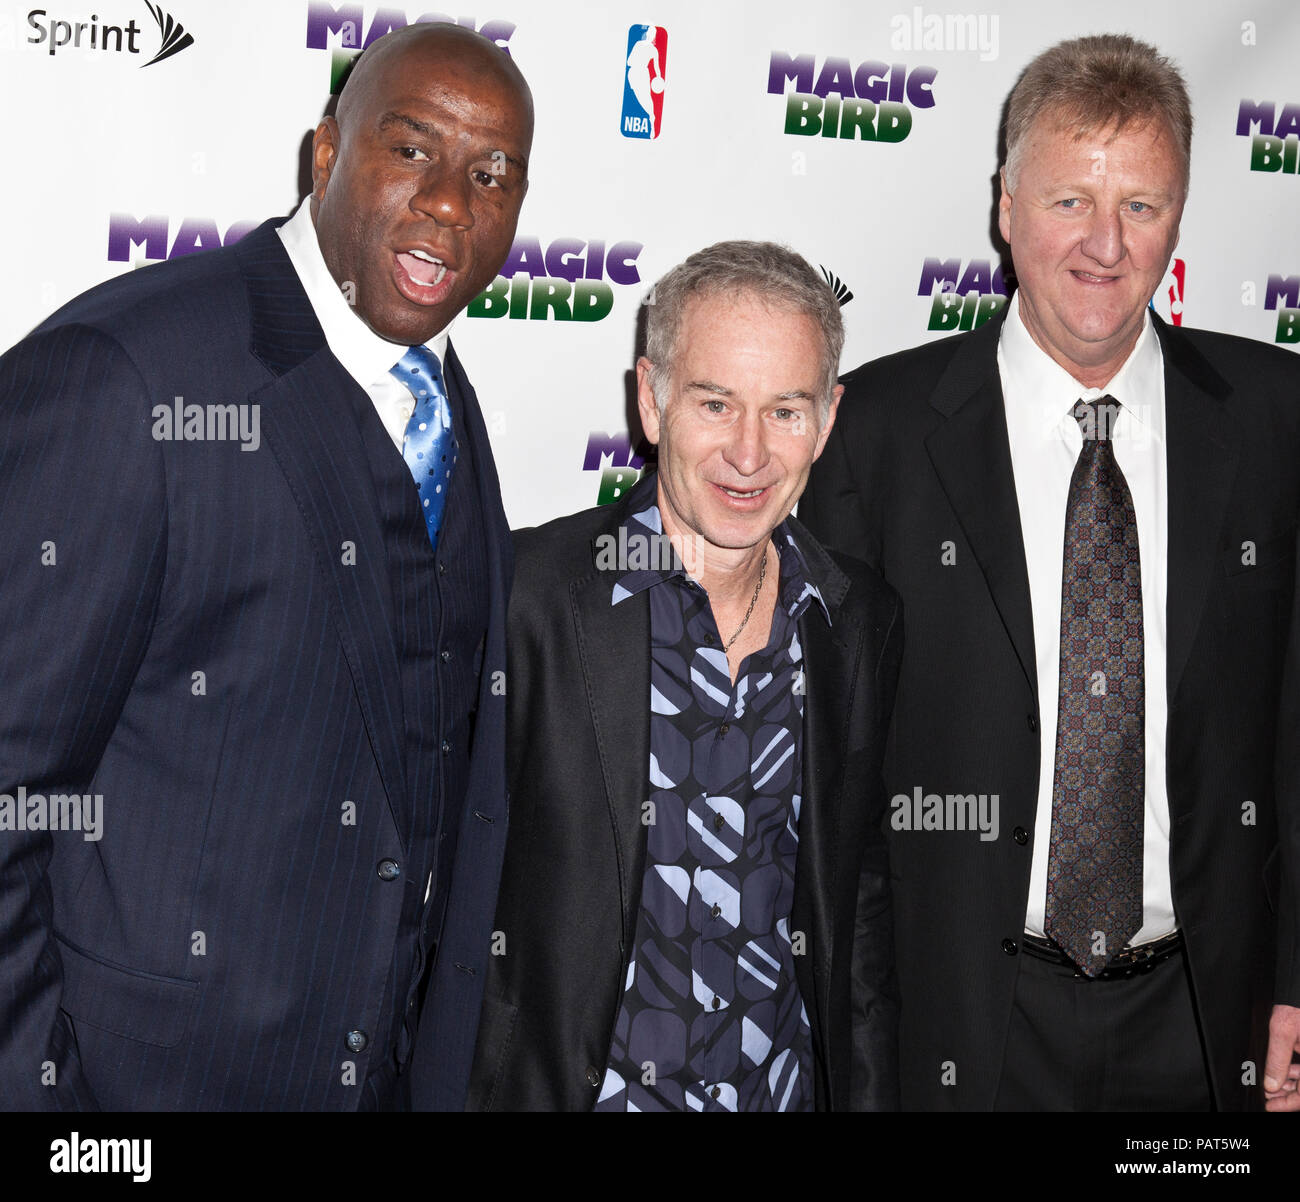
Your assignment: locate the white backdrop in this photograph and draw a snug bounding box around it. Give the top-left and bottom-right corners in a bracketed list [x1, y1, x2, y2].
[1, 0, 1296, 528]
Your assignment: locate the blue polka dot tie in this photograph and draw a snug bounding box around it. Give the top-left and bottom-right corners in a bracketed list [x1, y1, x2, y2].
[390, 346, 457, 553]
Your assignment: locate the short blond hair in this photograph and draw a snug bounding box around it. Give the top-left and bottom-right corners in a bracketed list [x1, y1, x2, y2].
[1003, 34, 1191, 191]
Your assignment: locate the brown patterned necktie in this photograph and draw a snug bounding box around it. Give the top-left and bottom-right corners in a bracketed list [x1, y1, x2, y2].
[1044, 396, 1145, 977]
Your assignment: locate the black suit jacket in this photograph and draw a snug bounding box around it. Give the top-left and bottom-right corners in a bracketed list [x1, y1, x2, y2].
[467, 477, 903, 1110]
[0, 221, 512, 1110]
[799, 310, 1300, 1111]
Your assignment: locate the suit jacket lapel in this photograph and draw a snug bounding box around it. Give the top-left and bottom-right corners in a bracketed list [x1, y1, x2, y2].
[237, 223, 411, 843]
[790, 524, 855, 1051]
[570, 503, 653, 952]
[1156, 316, 1238, 708]
[443, 342, 513, 583]
[923, 316, 1038, 699]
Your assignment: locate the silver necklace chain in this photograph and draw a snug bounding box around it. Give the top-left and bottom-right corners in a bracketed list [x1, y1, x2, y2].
[723, 547, 768, 652]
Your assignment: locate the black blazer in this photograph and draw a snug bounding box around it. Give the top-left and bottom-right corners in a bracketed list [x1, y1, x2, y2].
[0, 221, 512, 1111]
[467, 478, 904, 1110]
[799, 310, 1300, 1111]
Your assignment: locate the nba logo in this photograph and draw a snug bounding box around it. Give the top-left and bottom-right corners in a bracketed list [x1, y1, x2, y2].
[1151, 257, 1186, 326]
[621, 25, 667, 139]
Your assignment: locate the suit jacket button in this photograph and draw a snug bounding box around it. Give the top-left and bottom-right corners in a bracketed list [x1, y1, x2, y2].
[346, 1029, 369, 1052]
[1001, 938, 1018, 956]
[586, 1066, 601, 1088]
[1013, 827, 1029, 845]
[1026, 713, 1038, 733]
[377, 859, 401, 881]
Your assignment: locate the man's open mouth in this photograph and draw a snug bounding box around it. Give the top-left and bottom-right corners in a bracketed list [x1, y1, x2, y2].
[398, 248, 448, 287]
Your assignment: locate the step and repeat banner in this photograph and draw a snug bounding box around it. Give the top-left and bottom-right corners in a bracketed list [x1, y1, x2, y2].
[0, 0, 1296, 528]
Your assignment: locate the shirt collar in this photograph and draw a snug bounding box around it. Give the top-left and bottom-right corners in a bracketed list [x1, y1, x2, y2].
[998, 290, 1165, 445]
[772, 526, 833, 627]
[276, 199, 452, 388]
[606, 474, 832, 626]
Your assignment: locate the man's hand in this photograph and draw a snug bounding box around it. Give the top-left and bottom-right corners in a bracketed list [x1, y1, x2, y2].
[1264, 1004, 1300, 1111]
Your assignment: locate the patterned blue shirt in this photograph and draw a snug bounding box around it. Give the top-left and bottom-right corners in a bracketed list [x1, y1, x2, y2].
[594, 497, 830, 1112]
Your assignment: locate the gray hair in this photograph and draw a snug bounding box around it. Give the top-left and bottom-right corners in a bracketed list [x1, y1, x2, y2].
[644, 241, 844, 420]
[1003, 34, 1191, 192]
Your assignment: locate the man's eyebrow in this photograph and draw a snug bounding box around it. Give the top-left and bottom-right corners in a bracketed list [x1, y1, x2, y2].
[684, 381, 815, 402]
[378, 111, 437, 138]
[376, 110, 528, 173]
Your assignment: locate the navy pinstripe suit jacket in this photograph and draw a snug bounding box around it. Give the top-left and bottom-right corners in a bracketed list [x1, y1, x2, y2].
[0, 220, 512, 1111]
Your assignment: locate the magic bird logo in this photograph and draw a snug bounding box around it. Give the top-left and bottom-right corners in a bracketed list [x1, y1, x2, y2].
[1236, 99, 1299, 175]
[304, 5, 515, 93]
[769, 50, 937, 143]
[917, 256, 1006, 331]
[27, 1, 193, 65]
[583, 431, 648, 506]
[468, 236, 643, 322]
[107, 213, 257, 264]
[1265, 273, 1300, 344]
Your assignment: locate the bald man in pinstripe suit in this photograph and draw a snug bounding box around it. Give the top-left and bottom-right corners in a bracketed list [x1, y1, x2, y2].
[0, 23, 529, 1111]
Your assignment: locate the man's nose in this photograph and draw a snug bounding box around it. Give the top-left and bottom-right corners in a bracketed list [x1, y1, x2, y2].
[722, 412, 769, 476]
[1080, 207, 1123, 267]
[412, 167, 473, 228]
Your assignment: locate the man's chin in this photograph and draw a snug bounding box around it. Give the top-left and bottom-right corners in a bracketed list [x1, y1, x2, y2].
[1063, 299, 1148, 342]
[361, 307, 452, 347]
[700, 511, 789, 552]
[1032, 311, 1142, 373]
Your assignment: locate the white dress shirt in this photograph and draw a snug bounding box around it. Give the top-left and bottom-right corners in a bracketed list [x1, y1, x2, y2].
[279, 200, 449, 906]
[998, 292, 1176, 946]
[276, 199, 452, 452]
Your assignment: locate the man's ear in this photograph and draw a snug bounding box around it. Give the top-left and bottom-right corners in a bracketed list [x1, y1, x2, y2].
[311, 118, 341, 203]
[812, 383, 844, 462]
[636, 356, 662, 445]
[997, 167, 1013, 245]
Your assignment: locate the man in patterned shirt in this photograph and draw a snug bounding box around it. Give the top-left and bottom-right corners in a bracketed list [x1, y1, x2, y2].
[467, 242, 903, 1111]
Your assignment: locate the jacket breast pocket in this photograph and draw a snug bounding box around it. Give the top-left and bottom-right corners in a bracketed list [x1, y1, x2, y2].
[56, 933, 199, 1048]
